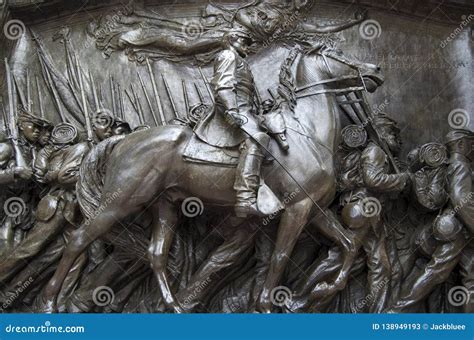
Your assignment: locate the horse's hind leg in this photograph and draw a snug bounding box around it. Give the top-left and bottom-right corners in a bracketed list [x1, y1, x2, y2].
[39, 207, 127, 312]
[257, 197, 313, 313]
[147, 197, 183, 313]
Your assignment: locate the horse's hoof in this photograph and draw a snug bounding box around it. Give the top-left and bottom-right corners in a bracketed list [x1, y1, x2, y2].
[33, 296, 57, 313]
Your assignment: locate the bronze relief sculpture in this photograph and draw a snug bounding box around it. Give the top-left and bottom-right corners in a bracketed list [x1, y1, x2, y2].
[0, 0, 472, 314]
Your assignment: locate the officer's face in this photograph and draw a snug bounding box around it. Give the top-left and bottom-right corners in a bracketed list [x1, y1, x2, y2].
[20, 122, 41, 143]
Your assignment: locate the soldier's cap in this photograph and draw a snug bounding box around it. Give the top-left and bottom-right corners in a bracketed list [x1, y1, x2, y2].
[112, 119, 131, 132]
[371, 114, 400, 131]
[227, 23, 253, 41]
[18, 110, 52, 128]
[445, 129, 473, 144]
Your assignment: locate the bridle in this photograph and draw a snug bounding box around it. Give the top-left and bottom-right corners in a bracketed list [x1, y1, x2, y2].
[295, 50, 367, 99]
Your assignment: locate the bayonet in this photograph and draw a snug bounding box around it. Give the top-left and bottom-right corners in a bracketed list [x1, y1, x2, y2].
[194, 83, 204, 104]
[146, 58, 166, 125]
[125, 88, 138, 113]
[4, 58, 27, 168]
[182, 80, 190, 116]
[117, 83, 124, 120]
[43, 62, 66, 122]
[137, 71, 158, 126]
[78, 69, 94, 145]
[198, 66, 214, 104]
[89, 71, 100, 113]
[26, 69, 31, 111]
[110, 75, 116, 117]
[13, 74, 27, 110]
[161, 74, 178, 119]
[1, 98, 9, 134]
[35, 76, 45, 119]
[130, 84, 145, 125]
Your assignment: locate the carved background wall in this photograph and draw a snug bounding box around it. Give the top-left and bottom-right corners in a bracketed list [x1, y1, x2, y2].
[0, 0, 472, 156]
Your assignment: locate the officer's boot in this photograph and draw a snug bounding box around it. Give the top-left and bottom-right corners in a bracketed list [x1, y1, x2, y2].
[234, 133, 270, 218]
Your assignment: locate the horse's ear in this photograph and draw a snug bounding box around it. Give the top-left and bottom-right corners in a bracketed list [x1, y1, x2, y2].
[294, 0, 311, 10]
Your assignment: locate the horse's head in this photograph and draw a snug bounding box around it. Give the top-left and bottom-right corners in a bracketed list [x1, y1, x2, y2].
[297, 50, 384, 93]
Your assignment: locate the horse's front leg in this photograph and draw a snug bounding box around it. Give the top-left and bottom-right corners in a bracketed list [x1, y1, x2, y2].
[147, 197, 184, 313]
[257, 198, 313, 313]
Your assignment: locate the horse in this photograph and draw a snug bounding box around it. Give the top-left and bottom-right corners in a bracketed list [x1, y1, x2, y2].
[38, 44, 384, 313]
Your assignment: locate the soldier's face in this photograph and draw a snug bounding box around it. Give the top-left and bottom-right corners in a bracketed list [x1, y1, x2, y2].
[20, 122, 41, 143]
[232, 37, 251, 57]
[95, 125, 113, 141]
[38, 130, 51, 146]
[380, 126, 402, 154]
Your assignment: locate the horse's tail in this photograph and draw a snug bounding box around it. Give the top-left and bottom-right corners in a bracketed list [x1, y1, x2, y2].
[76, 135, 125, 220]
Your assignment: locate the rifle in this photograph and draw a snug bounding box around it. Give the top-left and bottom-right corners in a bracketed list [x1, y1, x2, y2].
[35, 76, 45, 119]
[130, 84, 145, 125]
[4, 58, 28, 168]
[161, 74, 178, 119]
[182, 80, 190, 115]
[137, 71, 158, 126]
[198, 66, 214, 104]
[78, 69, 94, 145]
[1, 98, 10, 134]
[194, 83, 204, 104]
[146, 58, 166, 125]
[110, 76, 116, 117]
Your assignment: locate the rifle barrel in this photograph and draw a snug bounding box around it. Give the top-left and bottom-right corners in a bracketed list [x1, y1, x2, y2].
[137, 71, 158, 126]
[161, 74, 178, 118]
[146, 58, 166, 125]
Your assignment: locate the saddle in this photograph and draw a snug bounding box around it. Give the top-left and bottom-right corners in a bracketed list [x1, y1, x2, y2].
[183, 133, 284, 216]
[183, 133, 240, 167]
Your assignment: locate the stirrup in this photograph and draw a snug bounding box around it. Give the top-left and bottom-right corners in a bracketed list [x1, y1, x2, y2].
[235, 203, 265, 218]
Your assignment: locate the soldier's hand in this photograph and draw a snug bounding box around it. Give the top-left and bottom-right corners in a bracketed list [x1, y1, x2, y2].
[226, 110, 244, 127]
[14, 166, 33, 180]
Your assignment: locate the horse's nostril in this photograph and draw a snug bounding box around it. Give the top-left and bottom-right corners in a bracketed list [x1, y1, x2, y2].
[376, 66, 381, 71]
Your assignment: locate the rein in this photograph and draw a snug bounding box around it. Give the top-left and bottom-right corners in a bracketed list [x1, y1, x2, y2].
[295, 51, 365, 98]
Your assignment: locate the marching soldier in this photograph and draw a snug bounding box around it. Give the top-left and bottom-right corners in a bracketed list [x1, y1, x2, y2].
[389, 129, 473, 312]
[0, 123, 89, 288]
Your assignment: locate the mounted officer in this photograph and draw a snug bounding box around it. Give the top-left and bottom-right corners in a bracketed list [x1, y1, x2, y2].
[194, 25, 273, 218]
